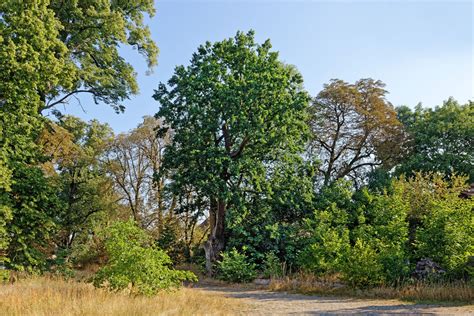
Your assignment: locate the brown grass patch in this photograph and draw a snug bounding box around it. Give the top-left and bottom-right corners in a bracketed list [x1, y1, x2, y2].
[0, 276, 243, 316]
[269, 273, 474, 304]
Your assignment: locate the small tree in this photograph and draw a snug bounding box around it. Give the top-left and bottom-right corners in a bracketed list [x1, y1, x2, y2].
[217, 248, 257, 283]
[415, 188, 473, 277]
[299, 208, 350, 275]
[93, 220, 196, 296]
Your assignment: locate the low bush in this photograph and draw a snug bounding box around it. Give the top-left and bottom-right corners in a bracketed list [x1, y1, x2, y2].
[0, 268, 10, 283]
[340, 239, 385, 287]
[92, 220, 197, 296]
[262, 252, 285, 279]
[415, 197, 473, 278]
[217, 248, 257, 283]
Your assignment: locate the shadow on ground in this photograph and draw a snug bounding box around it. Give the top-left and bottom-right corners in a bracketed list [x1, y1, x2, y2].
[194, 284, 473, 315]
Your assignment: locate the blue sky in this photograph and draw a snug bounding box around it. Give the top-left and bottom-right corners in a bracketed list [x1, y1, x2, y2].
[58, 0, 473, 133]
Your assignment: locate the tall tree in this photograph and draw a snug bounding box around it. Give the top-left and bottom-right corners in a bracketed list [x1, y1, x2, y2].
[0, 0, 73, 265]
[0, 0, 158, 268]
[106, 117, 172, 230]
[308, 79, 405, 187]
[396, 98, 474, 181]
[154, 31, 309, 272]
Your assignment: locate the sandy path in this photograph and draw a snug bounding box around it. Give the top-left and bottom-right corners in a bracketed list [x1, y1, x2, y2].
[196, 285, 474, 315]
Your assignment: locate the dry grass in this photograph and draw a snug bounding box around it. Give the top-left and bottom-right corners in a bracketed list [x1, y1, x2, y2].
[269, 274, 474, 304]
[0, 276, 243, 316]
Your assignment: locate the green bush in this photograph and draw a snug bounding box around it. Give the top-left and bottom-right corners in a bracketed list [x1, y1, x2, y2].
[351, 185, 410, 284]
[341, 239, 385, 287]
[262, 252, 285, 279]
[47, 248, 75, 279]
[298, 209, 350, 275]
[217, 248, 257, 283]
[0, 269, 10, 283]
[416, 197, 473, 278]
[92, 220, 197, 296]
[300, 180, 411, 286]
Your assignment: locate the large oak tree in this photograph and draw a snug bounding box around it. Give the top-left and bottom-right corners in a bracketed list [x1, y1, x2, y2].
[154, 31, 309, 273]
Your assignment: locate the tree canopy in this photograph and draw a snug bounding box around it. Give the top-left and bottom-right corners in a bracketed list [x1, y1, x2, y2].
[154, 30, 310, 272]
[308, 79, 405, 187]
[396, 98, 474, 181]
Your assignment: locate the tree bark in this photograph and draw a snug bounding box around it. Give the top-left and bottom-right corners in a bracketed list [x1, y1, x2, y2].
[204, 197, 226, 275]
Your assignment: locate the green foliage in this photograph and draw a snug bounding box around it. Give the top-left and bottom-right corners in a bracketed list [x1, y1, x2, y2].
[5, 164, 63, 271]
[416, 195, 473, 278]
[155, 30, 310, 268]
[396, 99, 474, 181]
[340, 239, 385, 287]
[46, 248, 75, 279]
[217, 249, 257, 283]
[0, 0, 66, 259]
[0, 0, 158, 273]
[44, 116, 116, 250]
[225, 160, 314, 266]
[45, 0, 158, 113]
[299, 209, 350, 275]
[0, 199, 12, 266]
[156, 223, 187, 264]
[93, 221, 197, 296]
[299, 181, 353, 274]
[262, 252, 285, 279]
[352, 185, 410, 283]
[0, 269, 10, 283]
[300, 179, 410, 285]
[396, 173, 471, 267]
[155, 30, 309, 202]
[0, 0, 158, 114]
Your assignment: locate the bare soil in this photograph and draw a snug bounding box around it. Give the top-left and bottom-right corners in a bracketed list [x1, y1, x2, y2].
[195, 285, 474, 315]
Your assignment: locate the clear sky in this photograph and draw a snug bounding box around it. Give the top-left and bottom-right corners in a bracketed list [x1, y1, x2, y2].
[57, 0, 473, 133]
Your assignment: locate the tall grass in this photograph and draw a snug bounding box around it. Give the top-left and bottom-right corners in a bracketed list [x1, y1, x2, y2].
[0, 276, 243, 316]
[269, 273, 474, 303]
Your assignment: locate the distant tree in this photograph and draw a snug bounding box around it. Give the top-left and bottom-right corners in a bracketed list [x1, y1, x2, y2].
[396, 98, 474, 181]
[106, 117, 172, 229]
[309, 79, 405, 187]
[40, 116, 118, 251]
[155, 31, 309, 273]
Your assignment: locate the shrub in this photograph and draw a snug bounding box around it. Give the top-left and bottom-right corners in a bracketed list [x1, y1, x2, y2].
[341, 239, 385, 287]
[46, 248, 75, 279]
[351, 185, 410, 284]
[416, 197, 473, 278]
[262, 252, 285, 279]
[217, 248, 257, 283]
[0, 268, 10, 283]
[92, 220, 197, 296]
[298, 209, 350, 275]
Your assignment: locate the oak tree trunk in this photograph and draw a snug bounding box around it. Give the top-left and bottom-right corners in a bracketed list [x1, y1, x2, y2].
[204, 197, 226, 275]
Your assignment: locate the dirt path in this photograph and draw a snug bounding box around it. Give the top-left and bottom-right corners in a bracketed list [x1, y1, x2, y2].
[196, 285, 474, 315]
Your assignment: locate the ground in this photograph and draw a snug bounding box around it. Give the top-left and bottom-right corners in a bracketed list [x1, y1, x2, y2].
[197, 285, 474, 315]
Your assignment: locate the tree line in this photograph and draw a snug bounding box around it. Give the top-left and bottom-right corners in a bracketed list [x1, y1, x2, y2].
[0, 1, 472, 292]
